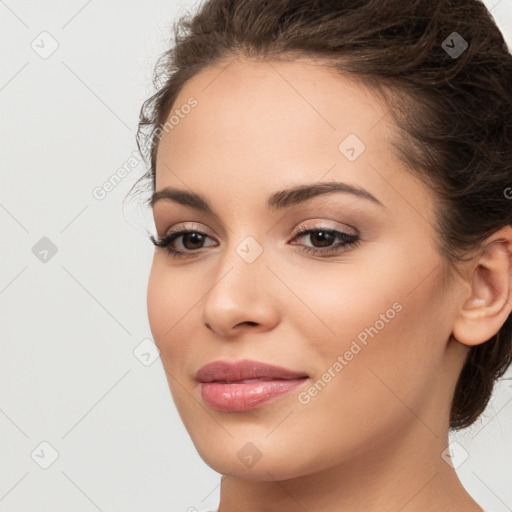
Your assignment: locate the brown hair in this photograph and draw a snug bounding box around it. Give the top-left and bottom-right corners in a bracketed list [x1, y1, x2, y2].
[135, 0, 512, 430]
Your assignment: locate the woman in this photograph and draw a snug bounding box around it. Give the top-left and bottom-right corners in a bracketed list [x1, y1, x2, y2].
[135, 0, 512, 510]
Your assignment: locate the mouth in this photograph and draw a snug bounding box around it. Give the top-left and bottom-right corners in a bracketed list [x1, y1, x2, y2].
[195, 358, 309, 383]
[195, 359, 310, 412]
[199, 377, 309, 412]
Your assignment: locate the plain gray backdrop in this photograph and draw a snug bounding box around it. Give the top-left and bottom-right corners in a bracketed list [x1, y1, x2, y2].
[1, 0, 511, 511]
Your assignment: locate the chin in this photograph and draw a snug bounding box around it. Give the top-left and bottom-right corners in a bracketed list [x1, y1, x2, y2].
[190, 435, 315, 481]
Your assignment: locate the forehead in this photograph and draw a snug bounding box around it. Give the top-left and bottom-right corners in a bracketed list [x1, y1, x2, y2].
[154, 57, 432, 222]
[156, 57, 393, 176]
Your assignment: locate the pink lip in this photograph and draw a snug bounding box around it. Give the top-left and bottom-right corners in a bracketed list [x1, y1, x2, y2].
[195, 359, 310, 412]
[195, 358, 309, 383]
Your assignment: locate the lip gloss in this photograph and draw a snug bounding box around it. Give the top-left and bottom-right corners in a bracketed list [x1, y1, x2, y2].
[200, 378, 308, 412]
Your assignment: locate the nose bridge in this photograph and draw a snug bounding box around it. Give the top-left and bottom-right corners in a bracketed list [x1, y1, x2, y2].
[206, 232, 267, 304]
[200, 231, 279, 334]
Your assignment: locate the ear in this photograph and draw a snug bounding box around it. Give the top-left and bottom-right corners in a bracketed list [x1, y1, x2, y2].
[452, 225, 512, 347]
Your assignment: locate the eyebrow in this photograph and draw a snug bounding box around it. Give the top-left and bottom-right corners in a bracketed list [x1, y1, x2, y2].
[149, 181, 384, 211]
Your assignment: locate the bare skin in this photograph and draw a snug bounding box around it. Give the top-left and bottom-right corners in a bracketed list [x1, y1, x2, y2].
[147, 56, 512, 511]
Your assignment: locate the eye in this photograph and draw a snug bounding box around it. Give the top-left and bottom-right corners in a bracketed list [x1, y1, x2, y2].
[150, 223, 360, 259]
[150, 228, 217, 259]
[289, 223, 360, 257]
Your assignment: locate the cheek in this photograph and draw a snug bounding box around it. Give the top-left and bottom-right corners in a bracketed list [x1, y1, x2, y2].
[276, 249, 412, 355]
[282, 291, 444, 470]
[286, 242, 449, 408]
[146, 259, 191, 357]
[303, 239, 444, 351]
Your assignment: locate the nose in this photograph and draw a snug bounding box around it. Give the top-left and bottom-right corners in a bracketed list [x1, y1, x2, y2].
[200, 248, 280, 338]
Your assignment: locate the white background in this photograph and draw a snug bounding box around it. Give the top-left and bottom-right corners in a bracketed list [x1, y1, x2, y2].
[1, 0, 511, 511]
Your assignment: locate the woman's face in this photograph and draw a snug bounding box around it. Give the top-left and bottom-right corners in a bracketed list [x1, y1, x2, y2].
[147, 57, 468, 480]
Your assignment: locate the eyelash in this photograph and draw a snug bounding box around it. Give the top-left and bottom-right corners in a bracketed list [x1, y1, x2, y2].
[150, 224, 360, 260]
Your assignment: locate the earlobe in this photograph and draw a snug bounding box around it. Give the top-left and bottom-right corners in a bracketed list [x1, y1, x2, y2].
[452, 226, 512, 347]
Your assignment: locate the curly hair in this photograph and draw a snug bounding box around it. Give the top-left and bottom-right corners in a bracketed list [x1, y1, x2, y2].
[135, 0, 512, 430]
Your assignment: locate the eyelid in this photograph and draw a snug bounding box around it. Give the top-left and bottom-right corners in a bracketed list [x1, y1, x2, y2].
[153, 207, 229, 239]
[289, 220, 358, 240]
[161, 219, 357, 240]
[159, 221, 212, 238]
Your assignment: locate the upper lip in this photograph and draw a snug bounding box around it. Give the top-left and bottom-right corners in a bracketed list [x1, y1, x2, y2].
[195, 359, 309, 383]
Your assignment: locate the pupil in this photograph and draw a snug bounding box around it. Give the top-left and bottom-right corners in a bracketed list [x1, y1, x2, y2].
[311, 230, 334, 247]
[183, 233, 204, 250]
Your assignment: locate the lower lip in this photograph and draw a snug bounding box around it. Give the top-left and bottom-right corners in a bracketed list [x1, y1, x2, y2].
[200, 378, 308, 412]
